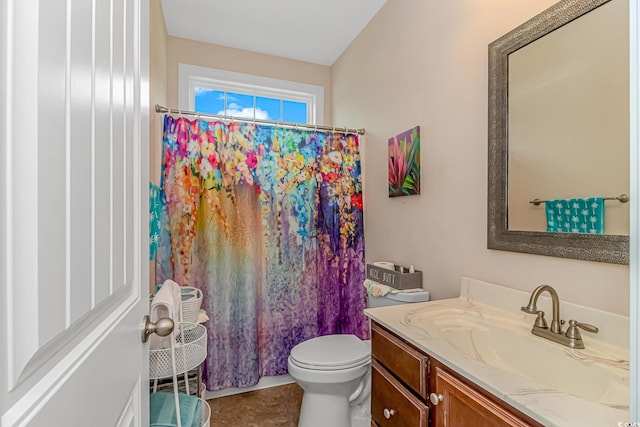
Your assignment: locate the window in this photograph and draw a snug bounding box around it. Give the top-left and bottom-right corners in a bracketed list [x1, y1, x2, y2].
[178, 64, 324, 125]
[194, 89, 308, 124]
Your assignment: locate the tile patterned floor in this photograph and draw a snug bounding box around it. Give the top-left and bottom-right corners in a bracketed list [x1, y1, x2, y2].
[208, 383, 304, 426]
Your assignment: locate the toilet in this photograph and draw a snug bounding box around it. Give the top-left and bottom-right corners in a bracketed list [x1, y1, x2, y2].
[288, 289, 430, 427]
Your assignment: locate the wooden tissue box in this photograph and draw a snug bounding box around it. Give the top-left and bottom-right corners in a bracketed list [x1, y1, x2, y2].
[366, 264, 422, 290]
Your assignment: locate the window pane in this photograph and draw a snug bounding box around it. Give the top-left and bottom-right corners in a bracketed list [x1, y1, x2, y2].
[194, 88, 225, 115]
[226, 92, 255, 118]
[256, 96, 281, 121]
[283, 100, 308, 124]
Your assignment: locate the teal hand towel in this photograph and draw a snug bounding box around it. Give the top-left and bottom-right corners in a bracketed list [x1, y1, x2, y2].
[545, 197, 604, 234]
[150, 392, 202, 427]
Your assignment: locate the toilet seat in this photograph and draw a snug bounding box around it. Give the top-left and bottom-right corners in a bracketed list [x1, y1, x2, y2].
[289, 334, 370, 371]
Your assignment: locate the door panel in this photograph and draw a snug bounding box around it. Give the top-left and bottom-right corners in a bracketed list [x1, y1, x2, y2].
[116, 382, 140, 427]
[37, 0, 68, 346]
[93, 0, 114, 308]
[4, 306, 142, 426]
[1, 0, 149, 425]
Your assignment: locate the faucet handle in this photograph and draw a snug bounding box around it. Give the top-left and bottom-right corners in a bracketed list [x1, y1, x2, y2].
[533, 310, 548, 329]
[565, 320, 599, 340]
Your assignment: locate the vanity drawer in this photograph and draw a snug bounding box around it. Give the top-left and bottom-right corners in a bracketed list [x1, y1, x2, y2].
[371, 322, 428, 399]
[371, 360, 428, 427]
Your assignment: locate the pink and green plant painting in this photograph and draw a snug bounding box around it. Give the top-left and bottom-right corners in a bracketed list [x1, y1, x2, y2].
[388, 126, 421, 197]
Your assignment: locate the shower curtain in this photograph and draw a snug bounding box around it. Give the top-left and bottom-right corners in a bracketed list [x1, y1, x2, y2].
[156, 115, 368, 391]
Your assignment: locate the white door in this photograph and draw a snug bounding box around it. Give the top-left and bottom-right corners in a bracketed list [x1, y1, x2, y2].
[1, 0, 150, 426]
[632, 0, 640, 420]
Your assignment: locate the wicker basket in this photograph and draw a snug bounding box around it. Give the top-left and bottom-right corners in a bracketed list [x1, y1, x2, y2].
[181, 287, 203, 323]
[149, 323, 207, 380]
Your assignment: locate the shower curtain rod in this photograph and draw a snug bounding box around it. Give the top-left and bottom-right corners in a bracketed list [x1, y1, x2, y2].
[155, 104, 366, 135]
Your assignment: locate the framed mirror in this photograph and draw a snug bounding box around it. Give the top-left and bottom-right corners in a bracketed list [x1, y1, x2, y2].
[487, 0, 629, 264]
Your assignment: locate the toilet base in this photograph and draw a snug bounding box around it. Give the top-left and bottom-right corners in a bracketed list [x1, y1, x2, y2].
[350, 414, 371, 427]
[298, 392, 352, 427]
[349, 398, 371, 427]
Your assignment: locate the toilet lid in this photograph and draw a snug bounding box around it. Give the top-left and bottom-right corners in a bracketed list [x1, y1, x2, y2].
[289, 335, 370, 371]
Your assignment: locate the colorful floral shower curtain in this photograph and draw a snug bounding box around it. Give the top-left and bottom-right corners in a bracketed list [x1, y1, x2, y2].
[156, 115, 367, 391]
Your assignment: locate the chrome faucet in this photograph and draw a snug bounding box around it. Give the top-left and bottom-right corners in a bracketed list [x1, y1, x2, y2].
[521, 285, 598, 349]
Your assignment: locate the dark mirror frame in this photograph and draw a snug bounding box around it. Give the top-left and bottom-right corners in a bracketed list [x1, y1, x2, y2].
[487, 0, 628, 265]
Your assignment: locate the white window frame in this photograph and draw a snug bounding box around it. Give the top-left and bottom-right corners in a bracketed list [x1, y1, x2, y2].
[178, 63, 324, 125]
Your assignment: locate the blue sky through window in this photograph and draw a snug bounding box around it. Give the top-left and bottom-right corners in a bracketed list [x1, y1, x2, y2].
[256, 96, 280, 121]
[226, 92, 253, 117]
[194, 87, 308, 124]
[194, 89, 224, 115]
[283, 100, 307, 124]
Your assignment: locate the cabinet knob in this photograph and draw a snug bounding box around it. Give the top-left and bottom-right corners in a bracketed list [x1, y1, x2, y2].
[429, 393, 444, 406]
[383, 408, 396, 419]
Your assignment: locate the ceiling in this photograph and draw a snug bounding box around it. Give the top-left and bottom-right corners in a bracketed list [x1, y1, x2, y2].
[159, 0, 387, 66]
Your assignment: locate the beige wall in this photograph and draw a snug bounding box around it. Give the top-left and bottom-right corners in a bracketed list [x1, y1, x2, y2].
[166, 36, 332, 124]
[332, 0, 630, 314]
[150, 0, 168, 185]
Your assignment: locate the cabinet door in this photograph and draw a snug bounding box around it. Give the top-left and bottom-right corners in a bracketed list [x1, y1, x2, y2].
[372, 322, 428, 399]
[433, 367, 536, 427]
[371, 361, 429, 427]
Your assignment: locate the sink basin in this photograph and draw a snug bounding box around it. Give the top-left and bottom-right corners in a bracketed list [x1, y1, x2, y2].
[406, 305, 629, 408]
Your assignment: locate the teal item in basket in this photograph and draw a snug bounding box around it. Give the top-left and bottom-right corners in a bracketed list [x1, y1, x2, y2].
[150, 392, 202, 427]
[150, 182, 162, 260]
[545, 197, 604, 234]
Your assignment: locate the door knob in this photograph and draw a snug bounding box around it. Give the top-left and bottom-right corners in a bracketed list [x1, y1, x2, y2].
[141, 315, 174, 343]
[383, 408, 395, 419]
[429, 393, 444, 405]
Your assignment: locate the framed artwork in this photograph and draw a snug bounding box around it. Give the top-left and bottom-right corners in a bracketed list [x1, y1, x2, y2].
[388, 126, 421, 197]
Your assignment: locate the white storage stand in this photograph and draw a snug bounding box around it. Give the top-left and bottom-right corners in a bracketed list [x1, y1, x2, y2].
[149, 323, 207, 380]
[149, 301, 210, 427]
[150, 368, 205, 399]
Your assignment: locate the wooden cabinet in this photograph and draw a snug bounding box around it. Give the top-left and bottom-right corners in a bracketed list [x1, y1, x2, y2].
[371, 321, 428, 399]
[431, 366, 536, 427]
[370, 321, 543, 427]
[371, 360, 428, 427]
[371, 322, 429, 426]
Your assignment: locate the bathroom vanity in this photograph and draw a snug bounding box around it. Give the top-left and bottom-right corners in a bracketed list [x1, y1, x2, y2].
[365, 278, 630, 427]
[371, 321, 541, 426]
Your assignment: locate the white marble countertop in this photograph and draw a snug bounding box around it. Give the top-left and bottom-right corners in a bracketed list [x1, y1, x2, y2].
[364, 277, 630, 427]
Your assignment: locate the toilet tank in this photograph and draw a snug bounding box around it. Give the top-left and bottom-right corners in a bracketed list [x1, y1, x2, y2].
[367, 290, 430, 308]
